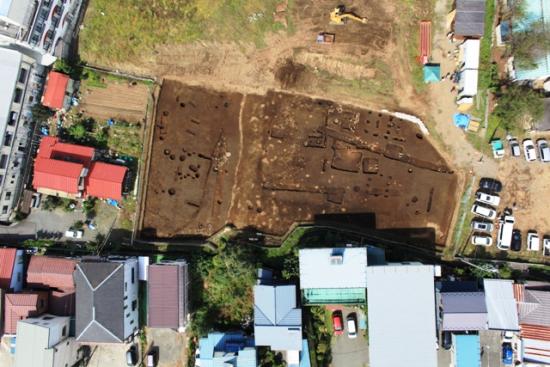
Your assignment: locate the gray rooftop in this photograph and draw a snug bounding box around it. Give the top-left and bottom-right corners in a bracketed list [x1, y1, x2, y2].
[299, 248, 367, 289]
[441, 292, 488, 331]
[254, 284, 302, 351]
[74, 261, 125, 342]
[518, 288, 550, 327]
[455, 0, 486, 37]
[367, 264, 437, 367]
[483, 279, 519, 331]
[0, 48, 21, 136]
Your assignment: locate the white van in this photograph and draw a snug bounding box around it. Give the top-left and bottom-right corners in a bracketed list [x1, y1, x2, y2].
[497, 216, 515, 250]
[346, 314, 357, 339]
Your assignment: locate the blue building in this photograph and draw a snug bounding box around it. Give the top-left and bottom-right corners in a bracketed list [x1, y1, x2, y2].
[196, 332, 256, 367]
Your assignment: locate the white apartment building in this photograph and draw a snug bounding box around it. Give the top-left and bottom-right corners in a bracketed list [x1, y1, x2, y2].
[0, 47, 43, 222]
[0, 0, 83, 64]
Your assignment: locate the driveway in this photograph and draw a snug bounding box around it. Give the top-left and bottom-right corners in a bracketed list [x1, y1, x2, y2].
[86, 342, 134, 367]
[330, 306, 369, 367]
[147, 328, 187, 367]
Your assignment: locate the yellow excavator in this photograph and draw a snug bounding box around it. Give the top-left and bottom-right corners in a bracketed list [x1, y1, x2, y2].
[330, 5, 367, 25]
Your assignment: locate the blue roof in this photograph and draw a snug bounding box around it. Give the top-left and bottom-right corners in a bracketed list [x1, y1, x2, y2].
[514, 0, 550, 80]
[254, 285, 302, 351]
[198, 332, 256, 367]
[423, 64, 441, 83]
[299, 340, 311, 367]
[454, 334, 481, 367]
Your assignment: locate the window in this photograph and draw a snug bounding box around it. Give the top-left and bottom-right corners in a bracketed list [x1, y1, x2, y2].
[2, 206, 8, 214]
[132, 300, 137, 311]
[131, 268, 135, 284]
[39, 299, 45, 308]
[62, 326, 66, 336]
[0, 155, 8, 169]
[13, 88, 23, 104]
[18, 68, 27, 84]
[124, 282, 127, 292]
[5, 192, 11, 200]
[126, 312, 130, 318]
[130, 319, 134, 325]
[8, 111, 17, 126]
[16, 272, 21, 282]
[42, 316, 53, 320]
[4, 133, 12, 147]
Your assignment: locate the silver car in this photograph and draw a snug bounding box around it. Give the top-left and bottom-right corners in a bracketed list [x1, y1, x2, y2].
[537, 139, 550, 162]
[471, 220, 494, 233]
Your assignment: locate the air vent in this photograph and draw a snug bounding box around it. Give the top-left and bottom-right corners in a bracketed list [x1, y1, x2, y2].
[330, 255, 343, 265]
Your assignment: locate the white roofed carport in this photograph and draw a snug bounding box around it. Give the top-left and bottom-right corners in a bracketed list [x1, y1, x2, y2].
[483, 279, 519, 331]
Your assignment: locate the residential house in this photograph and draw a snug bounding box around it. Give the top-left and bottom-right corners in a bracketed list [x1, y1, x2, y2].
[483, 279, 519, 331]
[41, 70, 74, 110]
[440, 292, 488, 331]
[196, 332, 256, 367]
[0, 47, 42, 222]
[32, 136, 128, 200]
[451, 334, 481, 367]
[74, 257, 138, 343]
[452, 0, 486, 39]
[27, 255, 77, 316]
[366, 263, 437, 367]
[254, 284, 302, 353]
[514, 282, 550, 364]
[147, 260, 189, 331]
[298, 247, 367, 305]
[15, 314, 86, 367]
[512, 0, 550, 81]
[4, 291, 48, 334]
[0, 248, 24, 291]
[0, 0, 84, 64]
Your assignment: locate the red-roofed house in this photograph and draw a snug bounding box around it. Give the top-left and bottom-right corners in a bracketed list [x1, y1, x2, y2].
[0, 248, 24, 292]
[41, 71, 72, 110]
[4, 292, 48, 334]
[27, 256, 78, 316]
[37, 136, 95, 166]
[86, 162, 128, 201]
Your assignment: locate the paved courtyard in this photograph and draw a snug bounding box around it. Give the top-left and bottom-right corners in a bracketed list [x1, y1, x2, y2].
[147, 328, 187, 367]
[330, 306, 369, 367]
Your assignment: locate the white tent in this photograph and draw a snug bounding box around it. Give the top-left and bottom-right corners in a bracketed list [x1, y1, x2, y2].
[461, 39, 480, 69]
[459, 69, 479, 98]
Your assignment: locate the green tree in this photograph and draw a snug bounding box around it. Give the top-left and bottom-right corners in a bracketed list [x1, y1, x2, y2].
[200, 244, 256, 326]
[68, 123, 87, 140]
[31, 104, 55, 122]
[282, 255, 299, 280]
[258, 348, 286, 367]
[493, 84, 544, 130]
[82, 198, 97, 219]
[42, 196, 62, 211]
[499, 263, 513, 279]
[511, 20, 550, 69]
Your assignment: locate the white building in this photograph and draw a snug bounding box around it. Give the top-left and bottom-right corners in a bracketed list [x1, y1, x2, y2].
[0, 0, 83, 64]
[0, 47, 43, 222]
[15, 314, 85, 367]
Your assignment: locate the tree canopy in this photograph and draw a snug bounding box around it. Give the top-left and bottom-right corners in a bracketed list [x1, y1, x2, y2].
[511, 20, 550, 69]
[493, 84, 544, 131]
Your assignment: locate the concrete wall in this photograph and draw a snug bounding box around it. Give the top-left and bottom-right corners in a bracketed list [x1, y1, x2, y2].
[123, 258, 139, 340]
[9, 249, 24, 291]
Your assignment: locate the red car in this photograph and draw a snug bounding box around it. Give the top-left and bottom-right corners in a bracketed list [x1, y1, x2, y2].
[332, 310, 344, 335]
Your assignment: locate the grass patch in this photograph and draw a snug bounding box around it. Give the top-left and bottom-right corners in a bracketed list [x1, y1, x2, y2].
[107, 122, 143, 157]
[80, 0, 287, 64]
[445, 176, 476, 260]
[118, 197, 137, 230]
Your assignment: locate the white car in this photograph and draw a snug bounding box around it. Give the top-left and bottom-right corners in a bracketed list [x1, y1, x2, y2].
[543, 238, 550, 256]
[508, 137, 521, 157]
[523, 139, 537, 162]
[472, 235, 493, 246]
[475, 191, 500, 207]
[64, 230, 83, 239]
[471, 204, 497, 220]
[502, 331, 514, 343]
[537, 139, 550, 162]
[346, 314, 357, 339]
[527, 233, 540, 251]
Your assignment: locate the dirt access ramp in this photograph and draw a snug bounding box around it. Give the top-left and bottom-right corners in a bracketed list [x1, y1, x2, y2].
[79, 80, 150, 123]
[140, 81, 458, 245]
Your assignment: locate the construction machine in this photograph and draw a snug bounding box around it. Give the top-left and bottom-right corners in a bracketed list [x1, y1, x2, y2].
[330, 5, 367, 25]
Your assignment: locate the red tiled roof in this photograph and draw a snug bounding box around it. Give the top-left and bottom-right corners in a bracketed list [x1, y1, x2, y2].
[42, 71, 69, 110]
[38, 136, 95, 167]
[32, 157, 83, 194]
[0, 248, 16, 289]
[27, 256, 77, 290]
[85, 162, 127, 201]
[4, 292, 48, 334]
[148, 264, 185, 329]
[521, 324, 550, 342]
[49, 289, 75, 316]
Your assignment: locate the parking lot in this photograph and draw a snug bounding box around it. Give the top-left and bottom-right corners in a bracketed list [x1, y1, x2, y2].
[328, 306, 369, 367]
[461, 136, 550, 263]
[147, 328, 187, 367]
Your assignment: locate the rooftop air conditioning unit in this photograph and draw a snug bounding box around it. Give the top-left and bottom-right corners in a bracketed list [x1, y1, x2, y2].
[330, 255, 343, 265]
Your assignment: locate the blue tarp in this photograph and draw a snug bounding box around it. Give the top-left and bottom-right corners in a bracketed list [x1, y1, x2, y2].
[453, 113, 471, 129]
[423, 64, 441, 83]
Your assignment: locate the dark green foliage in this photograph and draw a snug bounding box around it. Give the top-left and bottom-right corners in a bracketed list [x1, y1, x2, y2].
[82, 198, 97, 219]
[282, 254, 299, 280]
[493, 84, 544, 130]
[305, 307, 332, 367]
[258, 348, 287, 367]
[511, 21, 550, 69]
[42, 196, 63, 211]
[31, 104, 55, 122]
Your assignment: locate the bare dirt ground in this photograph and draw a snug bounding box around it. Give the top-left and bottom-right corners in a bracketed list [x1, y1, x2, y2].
[89, 0, 427, 115]
[78, 80, 150, 123]
[141, 81, 457, 245]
